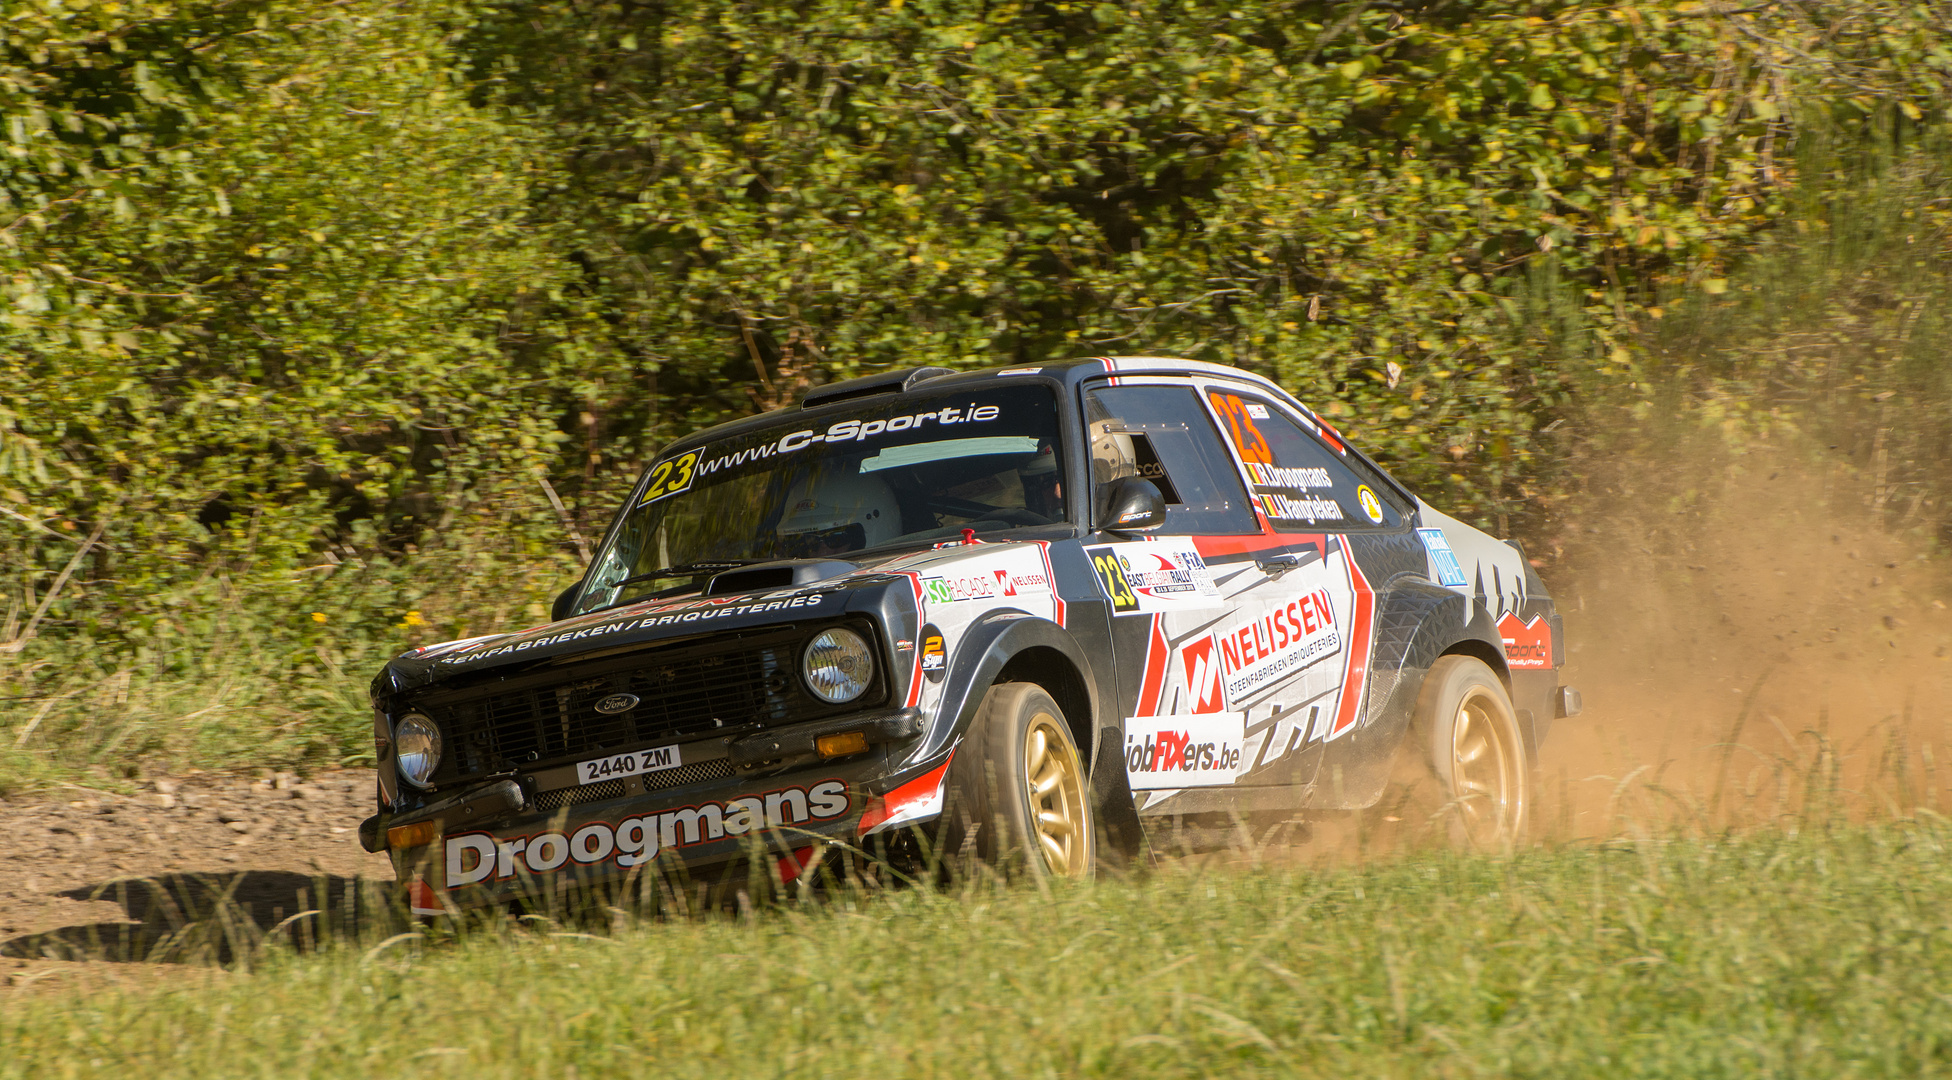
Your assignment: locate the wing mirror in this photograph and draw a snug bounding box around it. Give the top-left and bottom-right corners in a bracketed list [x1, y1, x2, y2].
[550, 583, 579, 622]
[1096, 477, 1166, 536]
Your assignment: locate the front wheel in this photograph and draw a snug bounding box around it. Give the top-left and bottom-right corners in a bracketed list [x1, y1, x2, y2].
[942, 682, 1096, 878]
[1413, 655, 1530, 851]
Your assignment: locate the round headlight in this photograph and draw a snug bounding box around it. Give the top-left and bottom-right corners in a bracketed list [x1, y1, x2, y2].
[393, 713, 442, 789]
[802, 628, 874, 704]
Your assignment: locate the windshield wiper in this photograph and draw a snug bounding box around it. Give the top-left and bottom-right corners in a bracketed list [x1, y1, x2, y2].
[580, 561, 758, 616]
[606, 561, 756, 592]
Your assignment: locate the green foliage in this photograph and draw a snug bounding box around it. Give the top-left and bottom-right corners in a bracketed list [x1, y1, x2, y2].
[10, 821, 1952, 1075]
[2, 0, 1950, 776]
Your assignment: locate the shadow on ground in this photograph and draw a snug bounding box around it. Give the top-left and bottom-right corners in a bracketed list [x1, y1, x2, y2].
[1, 871, 401, 964]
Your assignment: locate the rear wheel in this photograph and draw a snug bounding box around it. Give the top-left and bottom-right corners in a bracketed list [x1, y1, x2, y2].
[942, 682, 1095, 878]
[1413, 655, 1530, 850]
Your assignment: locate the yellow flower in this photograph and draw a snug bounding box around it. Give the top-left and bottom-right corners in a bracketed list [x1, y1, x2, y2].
[310, 612, 327, 624]
[402, 611, 427, 628]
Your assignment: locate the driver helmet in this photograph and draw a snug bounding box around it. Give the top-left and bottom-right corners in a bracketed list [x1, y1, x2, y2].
[777, 468, 899, 556]
[1020, 440, 1063, 519]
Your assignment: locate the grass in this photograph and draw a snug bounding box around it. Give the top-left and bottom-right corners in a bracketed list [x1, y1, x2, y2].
[6, 819, 1952, 1078]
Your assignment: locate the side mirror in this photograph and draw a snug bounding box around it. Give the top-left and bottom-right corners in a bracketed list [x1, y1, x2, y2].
[550, 583, 580, 622]
[1096, 477, 1166, 535]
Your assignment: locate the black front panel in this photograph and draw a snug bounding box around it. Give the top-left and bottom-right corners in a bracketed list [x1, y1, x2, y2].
[411, 621, 884, 784]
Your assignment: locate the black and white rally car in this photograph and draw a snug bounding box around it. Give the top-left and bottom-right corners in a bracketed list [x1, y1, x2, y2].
[363, 357, 1580, 912]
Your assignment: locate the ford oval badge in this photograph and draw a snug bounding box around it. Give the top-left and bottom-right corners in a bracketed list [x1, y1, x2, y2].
[593, 693, 640, 715]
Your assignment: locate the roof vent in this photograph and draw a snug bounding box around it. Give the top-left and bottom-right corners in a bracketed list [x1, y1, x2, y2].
[801, 367, 955, 409]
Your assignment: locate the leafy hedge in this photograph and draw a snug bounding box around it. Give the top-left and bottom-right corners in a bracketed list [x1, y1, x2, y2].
[1, 0, 1948, 769]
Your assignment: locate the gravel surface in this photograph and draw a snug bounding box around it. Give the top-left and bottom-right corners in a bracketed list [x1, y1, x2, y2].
[0, 768, 395, 979]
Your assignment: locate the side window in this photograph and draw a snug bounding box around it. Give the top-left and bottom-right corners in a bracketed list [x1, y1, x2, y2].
[1206, 388, 1407, 531]
[1083, 384, 1259, 535]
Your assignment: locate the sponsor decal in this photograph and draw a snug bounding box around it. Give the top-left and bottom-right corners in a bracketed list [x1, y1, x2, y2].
[644, 404, 1006, 505]
[919, 624, 946, 681]
[1356, 485, 1384, 524]
[1206, 587, 1342, 705]
[1179, 636, 1227, 715]
[1119, 550, 1217, 600]
[1087, 541, 1223, 616]
[991, 568, 1050, 596]
[1125, 714, 1245, 789]
[440, 593, 833, 665]
[1244, 402, 1270, 419]
[1498, 612, 1553, 669]
[444, 780, 851, 887]
[1416, 528, 1469, 588]
[923, 573, 998, 604]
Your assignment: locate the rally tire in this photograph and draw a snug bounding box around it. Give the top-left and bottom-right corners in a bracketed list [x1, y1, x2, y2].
[942, 682, 1096, 879]
[1412, 655, 1530, 851]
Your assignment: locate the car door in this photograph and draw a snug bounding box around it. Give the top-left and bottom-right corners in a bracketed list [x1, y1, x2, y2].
[1195, 379, 1411, 791]
[1077, 377, 1297, 805]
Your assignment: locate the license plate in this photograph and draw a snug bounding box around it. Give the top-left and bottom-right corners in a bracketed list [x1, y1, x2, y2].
[576, 744, 682, 785]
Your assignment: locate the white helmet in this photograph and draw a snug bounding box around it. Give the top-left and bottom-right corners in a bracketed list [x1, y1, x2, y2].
[777, 468, 899, 555]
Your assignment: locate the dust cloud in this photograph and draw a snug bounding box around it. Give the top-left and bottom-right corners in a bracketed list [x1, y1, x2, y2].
[1537, 437, 1952, 837]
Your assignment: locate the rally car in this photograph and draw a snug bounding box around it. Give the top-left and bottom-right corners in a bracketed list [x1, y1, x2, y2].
[361, 357, 1580, 913]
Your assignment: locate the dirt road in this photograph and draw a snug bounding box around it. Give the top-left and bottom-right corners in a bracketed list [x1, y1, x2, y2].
[1, 770, 392, 977]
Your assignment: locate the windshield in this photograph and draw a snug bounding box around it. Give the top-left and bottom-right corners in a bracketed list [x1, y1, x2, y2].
[575, 384, 1067, 614]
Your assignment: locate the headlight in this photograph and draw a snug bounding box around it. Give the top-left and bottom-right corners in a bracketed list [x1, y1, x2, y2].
[393, 713, 442, 789]
[802, 628, 874, 704]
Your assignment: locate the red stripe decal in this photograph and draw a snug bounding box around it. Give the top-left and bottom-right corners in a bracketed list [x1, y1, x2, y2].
[1136, 614, 1169, 717]
[775, 846, 816, 885]
[1330, 540, 1376, 736]
[857, 755, 954, 835]
[899, 570, 926, 707]
[1034, 541, 1066, 625]
[408, 878, 442, 915]
[1191, 533, 1292, 560]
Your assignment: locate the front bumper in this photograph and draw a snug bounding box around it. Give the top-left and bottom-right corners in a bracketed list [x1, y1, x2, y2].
[386, 743, 950, 914]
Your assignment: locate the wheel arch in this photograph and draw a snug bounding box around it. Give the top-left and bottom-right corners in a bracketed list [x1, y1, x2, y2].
[1437, 637, 1511, 692]
[993, 646, 1094, 770]
[919, 614, 1103, 763]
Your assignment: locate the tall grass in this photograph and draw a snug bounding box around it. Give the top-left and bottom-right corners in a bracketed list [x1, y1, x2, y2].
[6, 813, 1952, 1078]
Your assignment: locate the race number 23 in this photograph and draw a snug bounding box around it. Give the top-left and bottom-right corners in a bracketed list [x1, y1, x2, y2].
[639, 450, 699, 504]
[1093, 553, 1140, 613]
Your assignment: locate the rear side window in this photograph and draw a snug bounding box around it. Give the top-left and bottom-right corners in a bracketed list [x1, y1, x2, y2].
[1083, 384, 1259, 535]
[1206, 388, 1406, 531]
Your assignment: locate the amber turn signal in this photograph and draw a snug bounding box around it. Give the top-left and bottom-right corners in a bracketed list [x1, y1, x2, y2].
[387, 819, 440, 850]
[815, 731, 870, 758]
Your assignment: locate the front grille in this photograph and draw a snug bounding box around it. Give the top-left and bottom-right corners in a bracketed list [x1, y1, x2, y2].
[640, 759, 736, 792]
[412, 623, 881, 785]
[532, 780, 626, 811]
[528, 760, 737, 812]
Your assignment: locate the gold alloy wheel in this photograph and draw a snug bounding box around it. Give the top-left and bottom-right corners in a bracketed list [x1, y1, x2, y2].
[1023, 711, 1089, 875]
[1449, 687, 1521, 848]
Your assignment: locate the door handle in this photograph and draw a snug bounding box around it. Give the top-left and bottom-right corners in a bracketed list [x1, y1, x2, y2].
[1256, 553, 1301, 576]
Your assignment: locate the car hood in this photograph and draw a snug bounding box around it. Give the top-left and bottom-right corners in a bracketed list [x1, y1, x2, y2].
[369, 539, 1058, 698]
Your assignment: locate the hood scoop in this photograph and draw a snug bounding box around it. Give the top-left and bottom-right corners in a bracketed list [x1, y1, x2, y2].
[703, 559, 857, 597]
